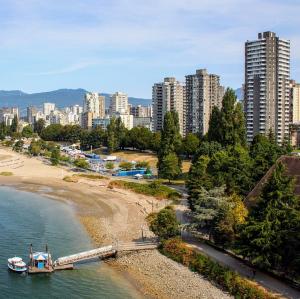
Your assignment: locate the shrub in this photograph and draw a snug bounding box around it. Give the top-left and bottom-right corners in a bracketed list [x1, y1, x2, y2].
[74, 158, 89, 169]
[76, 173, 107, 180]
[105, 161, 114, 170]
[0, 172, 13, 176]
[63, 176, 79, 183]
[161, 238, 277, 299]
[108, 180, 181, 200]
[135, 161, 149, 169]
[119, 161, 133, 170]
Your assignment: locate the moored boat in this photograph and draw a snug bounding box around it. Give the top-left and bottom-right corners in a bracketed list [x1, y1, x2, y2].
[7, 257, 27, 272]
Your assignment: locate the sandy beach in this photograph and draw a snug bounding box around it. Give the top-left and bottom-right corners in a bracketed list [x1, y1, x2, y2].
[0, 146, 232, 299]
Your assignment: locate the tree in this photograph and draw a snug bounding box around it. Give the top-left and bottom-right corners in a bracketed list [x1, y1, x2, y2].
[187, 155, 212, 206]
[150, 131, 161, 153]
[182, 133, 200, 159]
[207, 88, 246, 147]
[22, 125, 34, 138]
[148, 206, 180, 240]
[106, 117, 118, 153]
[0, 122, 8, 140]
[158, 152, 181, 182]
[119, 161, 133, 170]
[40, 124, 63, 141]
[28, 141, 41, 156]
[10, 115, 18, 134]
[237, 162, 300, 273]
[157, 111, 182, 177]
[50, 148, 60, 165]
[135, 161, 149, 169]
[34, 119, 46, 135]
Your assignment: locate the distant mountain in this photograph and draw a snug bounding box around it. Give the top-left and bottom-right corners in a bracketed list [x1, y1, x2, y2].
[0, 89, 152, 115]
[235, 88, 244, 101]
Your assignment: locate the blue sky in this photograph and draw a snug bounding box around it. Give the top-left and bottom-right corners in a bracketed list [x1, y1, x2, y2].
[0, 0, 299, 98]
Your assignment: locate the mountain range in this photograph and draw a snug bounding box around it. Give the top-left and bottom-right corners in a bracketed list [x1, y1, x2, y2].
[0, 88, 243, 116]
[0, 89, 152, 115]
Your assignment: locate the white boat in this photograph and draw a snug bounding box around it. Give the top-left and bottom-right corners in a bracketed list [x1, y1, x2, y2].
[8, 257, 27, 272]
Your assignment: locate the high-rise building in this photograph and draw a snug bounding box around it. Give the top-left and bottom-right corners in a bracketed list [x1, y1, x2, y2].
[130, 105, 152, 118]
[185, 69, 223, 136]
[152, 77, 185, 135]
[110, 92, 128, 114]
[244, 31, 290, 144]
[27, 106, 37, 124]
[43, 103, 55, 116]
[83, 92, 105, 118]
[290, 80, 300, 124]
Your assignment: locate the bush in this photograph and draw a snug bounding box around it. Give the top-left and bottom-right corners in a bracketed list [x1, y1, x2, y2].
[119, 161, 133, 170]
[161, 238, 277, 299]
[63, 176, 79, 183]
[108, 180, 181, 200]
[74, 158, 89, 169]
[0, 172, 13, 176]
[135, 161, 149, 169]
[76, 173, 107, 180]
[105, 161, 114, 170]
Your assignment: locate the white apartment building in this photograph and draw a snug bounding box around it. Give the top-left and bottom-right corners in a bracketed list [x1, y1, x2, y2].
[110, 92, 128, 114]
[83, 92, 105, 119]
[245, 31, 290, 144]
[152, 77, 185, 136]
[43, 103, 55, 116]
[116, 113, 133, 130]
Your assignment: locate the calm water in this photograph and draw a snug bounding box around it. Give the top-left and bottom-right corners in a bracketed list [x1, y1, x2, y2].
[0, 187, 142, 299]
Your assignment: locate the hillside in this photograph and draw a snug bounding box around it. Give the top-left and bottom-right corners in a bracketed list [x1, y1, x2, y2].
[0, 89, 152, 115]
[245, 156, 300, 208]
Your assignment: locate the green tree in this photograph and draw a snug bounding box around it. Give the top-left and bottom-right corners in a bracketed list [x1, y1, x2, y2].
[10, 115, 18, 134]
[0, 122, 8, 140]
[207, 88, 246, 147]
[158, 111, 182, 177]
[22, 125, 34, 138]
[150, 131, 161, 153]
[40, 124, 63, 141]
[237, 162, 300, 273]
[28, 141, 41, 156]
[158, 152, 181, 182]
[13, 140, 23, 152]
[50, 148, 60, 165]
[105, 162, 114, 170]
[34, 119, 46, 135]
[106, 117, 118, 153]
[182, 133, 200, 159]
[148, 206, 180, 240]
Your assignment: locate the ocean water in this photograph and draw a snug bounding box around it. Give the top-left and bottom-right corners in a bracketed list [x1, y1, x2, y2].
[0, 186, 141, 299]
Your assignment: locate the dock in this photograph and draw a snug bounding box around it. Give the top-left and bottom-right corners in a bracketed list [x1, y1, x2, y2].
[26, 240, 158, 274]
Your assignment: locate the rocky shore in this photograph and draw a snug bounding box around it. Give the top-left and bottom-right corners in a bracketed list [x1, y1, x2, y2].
[108, 250, 233, 299]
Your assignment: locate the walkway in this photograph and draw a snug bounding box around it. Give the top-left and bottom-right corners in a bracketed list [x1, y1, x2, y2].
[175, 195, 300, 299]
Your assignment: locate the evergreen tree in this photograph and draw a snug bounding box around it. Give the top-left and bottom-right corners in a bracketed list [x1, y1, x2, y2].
[22, 125, 34, 138]
[106, 117, 118, 153]
[237, 162, 300, 273]
[34, 119, 46, 136]
[159, 152, 181, 182]
[0, 122, 8, 139]
[207, 88, 246, 147]
[10, 115, 18, 133]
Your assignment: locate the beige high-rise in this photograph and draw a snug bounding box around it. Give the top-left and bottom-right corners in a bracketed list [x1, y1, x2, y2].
[152, 77, 185, 136]
[290, 80, 300, 124]
[245, 32, 290, 144]
[84, 92, 105, 118]
[185, 69, 223, 136]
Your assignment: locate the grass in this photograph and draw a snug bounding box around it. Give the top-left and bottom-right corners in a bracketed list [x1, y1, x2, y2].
[108, 180, 181, 200]
[0, 171, 13, 176]
[75, 173, 108, 180]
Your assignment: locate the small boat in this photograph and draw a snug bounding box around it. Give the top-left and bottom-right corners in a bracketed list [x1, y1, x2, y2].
[8, 257, 27, 272]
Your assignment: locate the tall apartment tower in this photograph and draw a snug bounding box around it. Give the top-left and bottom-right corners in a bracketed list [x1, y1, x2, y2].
[43, 103, 55, 116]
[290, 80, 300, 124]
[185, 69, 223, 136]
[110, 92, 128, 114]
[245, 31, 290, 144]
[83, 92, 105, 118]
[27, 106, 37, 124]
[152, 77, 185, 136]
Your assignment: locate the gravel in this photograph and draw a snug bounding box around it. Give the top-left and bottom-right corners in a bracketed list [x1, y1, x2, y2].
[108, 250, 233, 299]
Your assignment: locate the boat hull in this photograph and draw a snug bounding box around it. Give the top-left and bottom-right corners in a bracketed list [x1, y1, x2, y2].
[8, 263, 27, 273]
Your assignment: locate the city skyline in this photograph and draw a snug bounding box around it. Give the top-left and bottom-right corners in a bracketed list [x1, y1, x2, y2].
[0, 0, 299, 98]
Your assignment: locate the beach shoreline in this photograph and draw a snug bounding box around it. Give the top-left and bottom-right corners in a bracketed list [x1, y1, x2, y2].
[0, 147, 232, 299]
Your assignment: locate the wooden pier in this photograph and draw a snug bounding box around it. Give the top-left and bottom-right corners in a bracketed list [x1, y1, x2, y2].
[27, 240, 158, 273]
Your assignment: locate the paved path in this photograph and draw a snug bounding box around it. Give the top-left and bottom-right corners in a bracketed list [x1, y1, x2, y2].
[174, 195, 300, 299]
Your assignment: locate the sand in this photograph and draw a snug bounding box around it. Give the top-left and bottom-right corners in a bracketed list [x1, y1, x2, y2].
[0, 146, 232, 299]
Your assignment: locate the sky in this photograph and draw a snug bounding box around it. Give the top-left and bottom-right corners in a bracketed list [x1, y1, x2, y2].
[0, 0, 299, 98]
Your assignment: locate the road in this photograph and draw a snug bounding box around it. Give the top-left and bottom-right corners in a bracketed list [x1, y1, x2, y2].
[174, 193, 300, 299]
